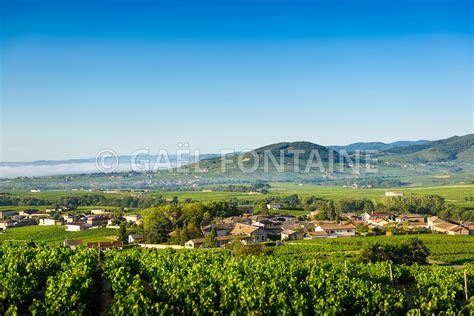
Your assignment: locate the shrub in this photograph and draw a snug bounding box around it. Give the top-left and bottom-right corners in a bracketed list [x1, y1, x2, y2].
[361, 238, 429, 265]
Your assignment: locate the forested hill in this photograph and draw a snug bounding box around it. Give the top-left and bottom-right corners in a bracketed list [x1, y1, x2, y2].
[382, 134, 474, 162]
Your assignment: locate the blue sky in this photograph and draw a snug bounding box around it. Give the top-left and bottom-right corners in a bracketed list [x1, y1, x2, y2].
[1, 0, 473, 161]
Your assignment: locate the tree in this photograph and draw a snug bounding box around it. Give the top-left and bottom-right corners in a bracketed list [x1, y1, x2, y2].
[147, 217, 173, 243]
[360, 238, 429, 265]
[230, 241, 273, 256]
[118, 223, 128, 244]
[203, 228, 217, 248]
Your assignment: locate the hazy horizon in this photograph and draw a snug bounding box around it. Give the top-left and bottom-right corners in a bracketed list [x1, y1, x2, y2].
[0, 133, 467, 163]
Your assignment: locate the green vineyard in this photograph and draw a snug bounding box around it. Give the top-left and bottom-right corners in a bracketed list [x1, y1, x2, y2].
[1, 242, 473, 315]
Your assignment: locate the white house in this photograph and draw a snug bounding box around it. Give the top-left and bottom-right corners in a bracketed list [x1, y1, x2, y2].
[39, 218, 62, 226]
[266, 203, 281, 210]
[361, 212, 394, 222]
[128, 234, 144, 243]
[123, 214, 142, 224]
[314, 222, 356, 238]
[66, 222, 88, 232]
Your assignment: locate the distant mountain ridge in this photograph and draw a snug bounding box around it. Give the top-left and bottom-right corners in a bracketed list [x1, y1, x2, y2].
[329, 140, 430, 152]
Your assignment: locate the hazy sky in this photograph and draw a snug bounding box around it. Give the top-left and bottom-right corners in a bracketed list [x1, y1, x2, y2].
[1, 0, 473, 162]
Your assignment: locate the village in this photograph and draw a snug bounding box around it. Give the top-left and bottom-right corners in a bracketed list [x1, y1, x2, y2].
[1, 198, 473, 251]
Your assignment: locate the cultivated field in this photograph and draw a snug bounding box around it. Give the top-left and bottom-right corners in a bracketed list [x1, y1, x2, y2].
[0, 226, 117, 244]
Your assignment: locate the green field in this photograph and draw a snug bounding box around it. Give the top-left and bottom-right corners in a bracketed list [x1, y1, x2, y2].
[0, 226, 117, 244]
[3, 183, 474, 205]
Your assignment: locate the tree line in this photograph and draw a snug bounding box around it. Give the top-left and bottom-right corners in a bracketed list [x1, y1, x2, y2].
[253, 194, 473, 222]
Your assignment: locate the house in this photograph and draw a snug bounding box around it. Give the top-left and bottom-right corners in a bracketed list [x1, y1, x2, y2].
[395, 214, 425, 224]
[123, 214, 142, 224]
[385, 191, 404, 197]
[314, 222, 356, 238]
[367, 218, 390, 227]
[184, 238, 205, 249]
[251, 217, 281, 230]
[202, 223, 234, 236]
[305, 231, 329, 239]
[19, 209, 40, 217]
[64, 214, 79, 223]
[0, 210, 16, 218]
[230, 223, 267, 242]
[29, 212, 50, 219]
[281, 229, 302, 241]
[15, 218, 37, 227]
[223, 216, 252, 224]
[0, 220, 16, 230]
[457, 222, 474, 235]
[273, 215, 296, 222]
[266, 203, 281, 210]
[66, 222, 88, 231]
[87, 215, 109, 227]
[427, 216, 469, 235]
[427, 216, 443, 227]
[63, 239, 83, 250]
[361, 212, 394, 222]
[39, 218, 62, 226]
[128, 234, 144, 243]
[87, 241, 123, 250]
